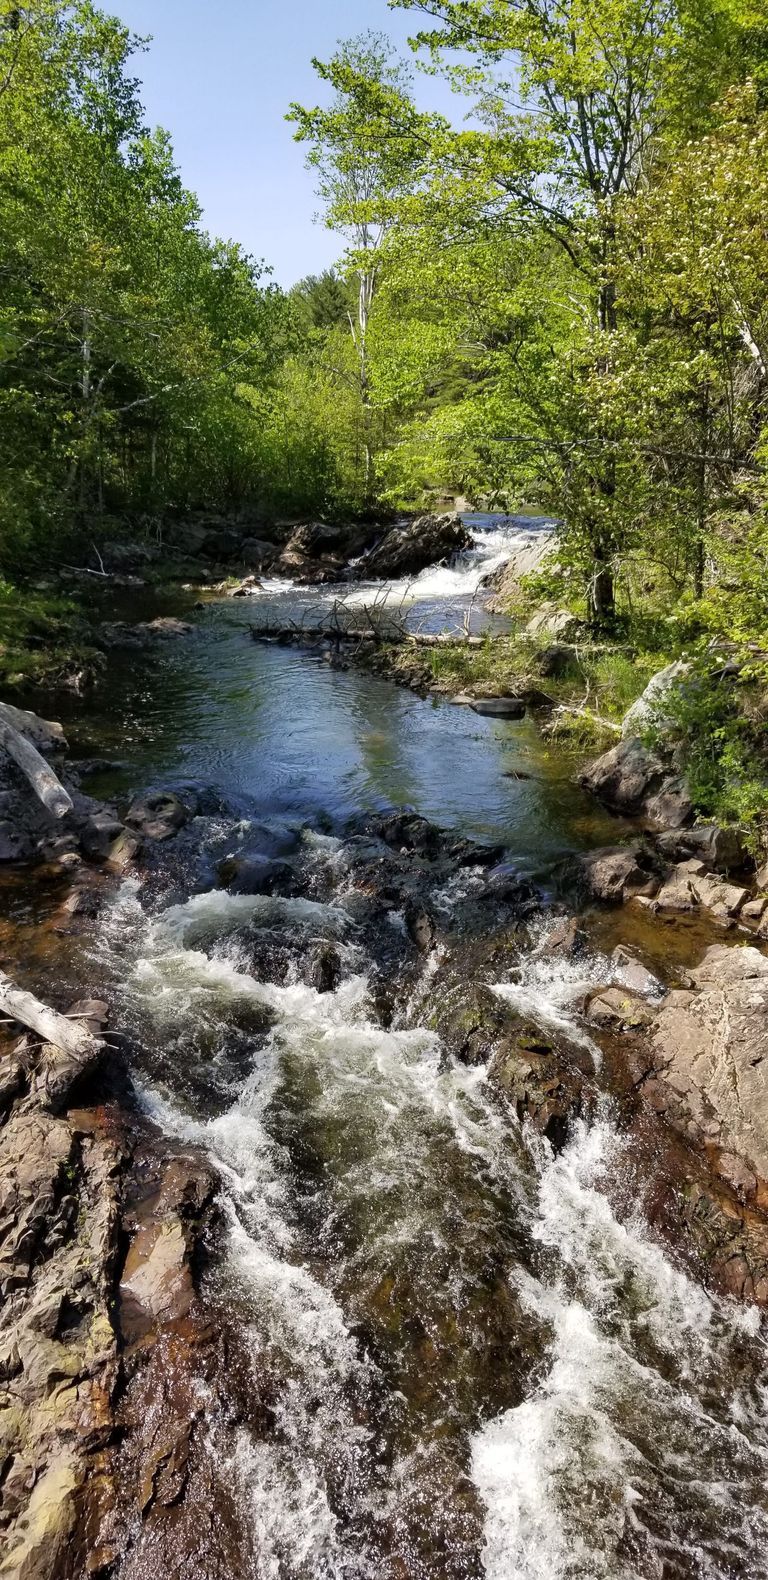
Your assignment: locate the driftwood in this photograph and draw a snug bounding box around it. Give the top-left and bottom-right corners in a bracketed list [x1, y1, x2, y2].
[250, 623, 483, 650]
[0, 969, 102, 1106]
[0, 712, 73, 819]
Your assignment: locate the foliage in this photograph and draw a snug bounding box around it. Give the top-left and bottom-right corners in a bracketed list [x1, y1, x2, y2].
[645, 663, 768, 850]
[0, 1, 296, 571]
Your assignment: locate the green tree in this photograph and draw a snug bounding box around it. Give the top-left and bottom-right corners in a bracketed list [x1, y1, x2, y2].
[289, 33, 425, 502]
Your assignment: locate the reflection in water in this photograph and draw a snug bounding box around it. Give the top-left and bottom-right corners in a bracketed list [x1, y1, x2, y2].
[63, 596, 621, 870]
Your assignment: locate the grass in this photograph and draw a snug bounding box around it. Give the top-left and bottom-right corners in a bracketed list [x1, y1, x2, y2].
[0, 578, 102, 692]
[377, 632, 662, 746]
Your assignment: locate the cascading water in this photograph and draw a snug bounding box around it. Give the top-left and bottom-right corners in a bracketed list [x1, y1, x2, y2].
[92, 820, 768, 1580]
[340, 515, 555, 615]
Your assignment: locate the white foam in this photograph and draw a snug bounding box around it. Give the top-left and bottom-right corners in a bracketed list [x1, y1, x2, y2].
[155, 888, 354, 947]
[342, 523, 554, 609]
[492, 943, 609, 1069]
[472, 1118, 768, 1579]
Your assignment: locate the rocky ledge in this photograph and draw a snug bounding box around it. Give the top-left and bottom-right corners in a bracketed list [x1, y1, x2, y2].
[0, 993, 245, 1580]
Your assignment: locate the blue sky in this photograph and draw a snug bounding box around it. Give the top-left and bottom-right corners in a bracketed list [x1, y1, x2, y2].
[111, 0, 463, 287]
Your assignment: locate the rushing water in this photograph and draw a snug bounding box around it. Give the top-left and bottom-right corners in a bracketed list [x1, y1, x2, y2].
[27, 517, 768, 1575]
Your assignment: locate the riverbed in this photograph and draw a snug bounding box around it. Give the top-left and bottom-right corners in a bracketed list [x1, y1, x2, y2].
[5, 517, 768, 1579]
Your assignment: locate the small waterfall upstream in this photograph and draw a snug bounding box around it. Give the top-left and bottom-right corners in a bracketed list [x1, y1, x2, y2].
[93, 822, 768, 1580]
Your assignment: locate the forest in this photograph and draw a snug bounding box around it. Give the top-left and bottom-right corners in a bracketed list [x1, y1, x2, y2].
[2, 0, 768, 825]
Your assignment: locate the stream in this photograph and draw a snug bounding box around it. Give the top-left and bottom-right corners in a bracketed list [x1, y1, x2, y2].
[10, 516, 768, 1578]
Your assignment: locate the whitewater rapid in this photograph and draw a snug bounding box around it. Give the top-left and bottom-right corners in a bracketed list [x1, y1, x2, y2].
[93, 848, 768, 1580]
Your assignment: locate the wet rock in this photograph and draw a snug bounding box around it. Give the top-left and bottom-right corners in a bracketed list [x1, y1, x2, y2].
[78, 810, 125, 860]
[469, 696, 526, 719]
[226, 574, 263, 597]
[610, 945, 664, 998]
[308, 942, 342, 993]
[217, 853, 295, 895]
[405, 902, 436, 953]
[482, 865, 539, 910]
[107, 828, 143, 871]
[271, 522, 362, 583]
[651, 945, 768, 1180]
[126, 791, 193, 842]
[586, 985, 655, 1029]
[352, 513, 471, 582]
[540, 917, 588, 958]
[489, 1031, 585, 1149]
[428, 980, 510, 1063]
[367, 811, 443, 858]
[569, 844, 658, 904]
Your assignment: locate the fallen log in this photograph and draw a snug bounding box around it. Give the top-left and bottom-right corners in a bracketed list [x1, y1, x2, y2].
[0, 699, 67, 754]
[0, 969, 103, 1106]
[0, 716, 73, 818]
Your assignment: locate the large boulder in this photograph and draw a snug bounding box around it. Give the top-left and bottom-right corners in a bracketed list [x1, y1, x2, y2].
[569, 843, 659, 903]
[524, 603, 584, 641]
[651, 945, 768, 1181]
[621, 660, 689, 739]
[579, 736, 693, 829]
[353, 513, 471, 582]
[654, 823, 748, 874]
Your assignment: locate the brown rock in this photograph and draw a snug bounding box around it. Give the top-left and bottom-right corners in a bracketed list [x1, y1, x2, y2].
[586, 986, 655, 1029]
[652, 944, 768, 1179]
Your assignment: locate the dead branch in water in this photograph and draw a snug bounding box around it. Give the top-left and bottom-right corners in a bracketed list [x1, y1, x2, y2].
[0, 970, 103, 1107]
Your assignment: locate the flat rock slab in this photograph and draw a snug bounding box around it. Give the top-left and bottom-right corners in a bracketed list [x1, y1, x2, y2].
[652, 944, 768, 1180]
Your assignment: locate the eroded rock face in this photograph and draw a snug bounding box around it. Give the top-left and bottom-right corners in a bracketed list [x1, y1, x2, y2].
[352, 514, 471, 582]
[652, 945, 768, 1180]
[0, 986, 240, 1580]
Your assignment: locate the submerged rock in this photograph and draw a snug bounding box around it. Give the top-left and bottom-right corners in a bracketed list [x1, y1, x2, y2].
[568, 844, 659, 904]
